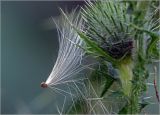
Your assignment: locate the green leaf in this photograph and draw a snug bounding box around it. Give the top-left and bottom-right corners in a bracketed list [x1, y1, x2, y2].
[130, 23, 160, 57]
[100, 75, 115, 97]
[75, 29, 117, 64]
[150, 42, 160, 59]
[67, 98, 88, 114]
[118, 105, 128, 114]
[118, 101, 148, 114]
[139, 102, 149, 111]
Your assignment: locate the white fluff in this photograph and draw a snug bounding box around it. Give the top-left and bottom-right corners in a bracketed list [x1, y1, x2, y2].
[45, 10, 86, 87]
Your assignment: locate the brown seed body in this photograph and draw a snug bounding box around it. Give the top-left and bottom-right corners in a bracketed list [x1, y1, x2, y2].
[41, 82, 48, 88]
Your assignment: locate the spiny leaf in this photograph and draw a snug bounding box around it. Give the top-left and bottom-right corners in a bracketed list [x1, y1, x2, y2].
[118, 101, 146, 114]
[130, 23, 160, 57]
[75, 29, 117, 64]
[118, 105, 128, 114]
[67, 98, 88, 114]
[150, 42, 160, 59]
[100, 75, 115, 97]
[139, 102, 149, 111]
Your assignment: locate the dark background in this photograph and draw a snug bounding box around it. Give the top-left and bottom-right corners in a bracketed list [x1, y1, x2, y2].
[1, 1, 84, 114]
[1, 1, 159, 114]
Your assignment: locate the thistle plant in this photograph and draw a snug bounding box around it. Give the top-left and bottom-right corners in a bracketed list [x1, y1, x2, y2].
[71, 0, 159, 114]
[81, 0, 136, 97]
[42, 0, 159, 114]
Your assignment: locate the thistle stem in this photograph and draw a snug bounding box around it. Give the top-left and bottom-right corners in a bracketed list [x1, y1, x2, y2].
[117, 57, 133, 97]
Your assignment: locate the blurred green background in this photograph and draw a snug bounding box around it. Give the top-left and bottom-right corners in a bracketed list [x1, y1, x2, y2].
[1, 1, 84, 114]
[1, 1, 159, 114]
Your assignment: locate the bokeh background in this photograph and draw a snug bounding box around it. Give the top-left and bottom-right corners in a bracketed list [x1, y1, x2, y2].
[1, 1, 159, 114]
[1, 1, 85, 114]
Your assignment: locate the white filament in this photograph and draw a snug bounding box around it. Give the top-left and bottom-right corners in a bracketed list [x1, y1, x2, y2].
[45, 10, 86, 87]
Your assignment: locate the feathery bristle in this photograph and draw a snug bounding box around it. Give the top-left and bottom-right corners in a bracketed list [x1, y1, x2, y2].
[44, 10, 86, 87]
